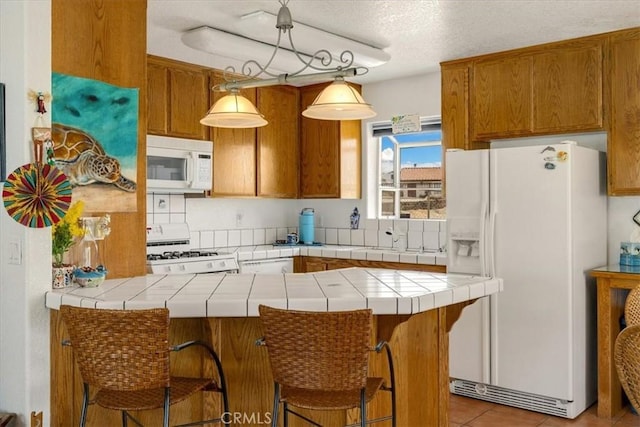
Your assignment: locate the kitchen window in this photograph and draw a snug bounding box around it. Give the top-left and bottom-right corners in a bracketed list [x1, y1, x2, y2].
[375, 117, 445, 219]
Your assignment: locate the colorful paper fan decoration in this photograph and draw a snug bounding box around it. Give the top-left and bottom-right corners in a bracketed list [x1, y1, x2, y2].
[2, 162, 72, 228]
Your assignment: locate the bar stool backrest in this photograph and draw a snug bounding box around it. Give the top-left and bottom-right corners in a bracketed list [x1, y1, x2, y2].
[615, 324, 640, 411]
[60, 305, 171, 391]
[625, 286, 640, 326]
[258, 305, 372, 391]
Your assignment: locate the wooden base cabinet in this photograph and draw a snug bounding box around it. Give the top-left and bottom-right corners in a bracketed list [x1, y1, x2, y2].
[296, 256, 447, 274]
[299, 83, 362, 199]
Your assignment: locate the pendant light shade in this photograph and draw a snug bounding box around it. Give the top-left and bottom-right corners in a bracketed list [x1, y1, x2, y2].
[200, 91, 268, 128]
[302, 79, 376, 120]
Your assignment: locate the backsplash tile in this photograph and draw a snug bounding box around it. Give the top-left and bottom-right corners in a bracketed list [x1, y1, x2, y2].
[253, 229, 266, 245]
[364, 229, 378, 247]
[228, 230, 241, 246]
[215, 230, 228, 248]
[351, 229, 365, 246]
[170, 194, 185, 213]
[337, 229, 351, 245]
[363, 219, 378, 230]
[265, 228, 277, 244]
[325, 228, 338, 245]
[423, 231, 439, 251]
[240, 229, 253, 246]
[201, 231, 214, 248]
[170, 211, 447, 256]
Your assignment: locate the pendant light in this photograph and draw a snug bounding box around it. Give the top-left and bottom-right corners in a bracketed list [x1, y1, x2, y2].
[195, 0, 380, 128]
[302, 78, 376, 120]
[200, 89, 267, 128]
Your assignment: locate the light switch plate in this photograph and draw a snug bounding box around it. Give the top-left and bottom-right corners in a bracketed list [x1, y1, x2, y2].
[8, 240, 21, 265]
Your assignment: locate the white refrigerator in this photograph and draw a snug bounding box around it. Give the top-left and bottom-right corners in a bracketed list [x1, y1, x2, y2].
[446, 142, 607, 419]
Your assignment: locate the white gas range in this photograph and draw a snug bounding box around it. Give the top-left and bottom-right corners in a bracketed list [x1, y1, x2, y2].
[146, 223, 239, 274]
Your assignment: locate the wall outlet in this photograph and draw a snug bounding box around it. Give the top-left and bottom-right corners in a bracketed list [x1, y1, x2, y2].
[236, 211, 243, 227]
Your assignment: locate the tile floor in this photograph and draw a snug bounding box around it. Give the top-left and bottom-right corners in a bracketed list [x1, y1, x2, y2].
[450, 394, 640, 426]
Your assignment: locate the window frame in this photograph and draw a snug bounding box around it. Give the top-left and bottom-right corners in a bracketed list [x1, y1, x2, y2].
[376, 116, 443, 220]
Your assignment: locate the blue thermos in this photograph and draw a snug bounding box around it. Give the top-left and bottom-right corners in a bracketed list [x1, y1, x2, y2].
[299, 208, 315, 244]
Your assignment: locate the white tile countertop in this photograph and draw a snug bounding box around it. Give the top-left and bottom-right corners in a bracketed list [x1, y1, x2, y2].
[232, 244, 448, 266]
[45, 268, 501, 318]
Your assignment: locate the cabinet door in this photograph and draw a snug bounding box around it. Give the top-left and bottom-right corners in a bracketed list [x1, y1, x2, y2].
[532, 42, 603, 133]
[168, 67, 209, 140]
[300, 83, 341, 198]
[441, 63, 469, 151]
[147, 62, 168, 134]
[299, 83, 362, 199]
[147, 56, 209, 140]
[210, 73, 257, 196]
[303, 259, 328, 272]
[471, 56, 532, 139]
[257, 85, 299, 198]
[608, 29, 640, 195]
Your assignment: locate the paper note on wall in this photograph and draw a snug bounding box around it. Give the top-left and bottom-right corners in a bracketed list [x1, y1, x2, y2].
[391, 114, 420, 134]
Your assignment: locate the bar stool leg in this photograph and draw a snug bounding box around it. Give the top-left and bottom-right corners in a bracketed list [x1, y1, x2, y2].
[271, 383, 280, 427]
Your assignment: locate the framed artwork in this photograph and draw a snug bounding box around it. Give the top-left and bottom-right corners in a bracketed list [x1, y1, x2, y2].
[0, 83, 5, 181]
[52, 73, 139, 212]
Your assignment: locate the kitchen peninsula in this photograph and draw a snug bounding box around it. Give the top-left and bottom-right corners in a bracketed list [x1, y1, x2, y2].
[46, 268, 502, 426]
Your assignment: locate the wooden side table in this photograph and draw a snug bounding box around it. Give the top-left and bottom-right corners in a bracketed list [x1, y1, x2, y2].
[590, 265, 640, 418]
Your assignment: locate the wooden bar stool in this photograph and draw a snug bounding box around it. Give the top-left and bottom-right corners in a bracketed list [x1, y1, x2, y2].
[257, 305, 396, 427]
[60, 305, 229, 427]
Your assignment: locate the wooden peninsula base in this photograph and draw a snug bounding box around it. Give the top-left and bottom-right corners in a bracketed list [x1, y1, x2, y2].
[50, 302, 472, 427]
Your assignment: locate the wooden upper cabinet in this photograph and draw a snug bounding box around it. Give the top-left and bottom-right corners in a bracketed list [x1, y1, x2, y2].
[147, 55, 209, 140]
[471, 55, 532, 140]
[209, 71, 257, 197]
[441, 63, 470, 151]
[532, 41, 603, 133]
[607, 28, 640, 195]
[299, 82, 362, 199]
[257, 85, 300, 198]
[466, 37, 605, 141]
[147, 61, 169, 135]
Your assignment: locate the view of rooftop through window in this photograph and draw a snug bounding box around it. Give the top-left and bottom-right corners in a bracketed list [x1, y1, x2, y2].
[378, 127, 445, 219]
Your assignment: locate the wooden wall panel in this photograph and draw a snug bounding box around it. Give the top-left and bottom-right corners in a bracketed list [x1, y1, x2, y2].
[52, 0, 147, 278]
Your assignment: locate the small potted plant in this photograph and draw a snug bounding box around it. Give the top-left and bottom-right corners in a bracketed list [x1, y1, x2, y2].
[51, 200, 84, 288]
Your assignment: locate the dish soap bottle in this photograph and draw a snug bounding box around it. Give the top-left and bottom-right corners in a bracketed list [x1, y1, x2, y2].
[350, 207, 360, 230]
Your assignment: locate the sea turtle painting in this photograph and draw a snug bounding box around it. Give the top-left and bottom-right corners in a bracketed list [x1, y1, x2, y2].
[51, 123, 137, 192]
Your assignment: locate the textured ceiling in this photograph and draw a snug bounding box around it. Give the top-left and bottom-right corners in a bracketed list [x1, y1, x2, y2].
[148, 0, 640, 84]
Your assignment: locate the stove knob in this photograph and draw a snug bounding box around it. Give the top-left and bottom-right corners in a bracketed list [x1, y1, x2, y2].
[164, 266, 171, 273]
[221, 261, 227, 268]
[207, 262, 214, 268]
[179, 265, 186, 271]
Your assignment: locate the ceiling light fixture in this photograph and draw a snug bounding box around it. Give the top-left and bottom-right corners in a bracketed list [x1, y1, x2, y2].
[198, 0, 378, 128]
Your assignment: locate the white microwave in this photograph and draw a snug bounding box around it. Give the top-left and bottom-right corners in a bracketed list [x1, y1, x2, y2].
[146, 135, 213, 193]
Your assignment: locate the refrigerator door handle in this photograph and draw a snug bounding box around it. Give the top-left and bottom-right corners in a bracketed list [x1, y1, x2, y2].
[480, 201, 489, 276]
[488, 209, 497, 277]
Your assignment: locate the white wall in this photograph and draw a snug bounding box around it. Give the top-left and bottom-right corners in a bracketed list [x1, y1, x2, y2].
[0, 1, 52, 425]
[609, 197, 640, 265]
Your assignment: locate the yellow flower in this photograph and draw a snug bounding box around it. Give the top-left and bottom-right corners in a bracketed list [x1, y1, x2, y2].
[52, 201, 86, 267]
